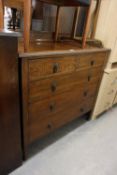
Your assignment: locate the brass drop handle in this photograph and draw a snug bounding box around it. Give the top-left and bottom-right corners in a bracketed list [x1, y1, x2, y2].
[88, 75, 92, 81]
[80, 108, 84, 113]
[51, 81, 57, 92]
[49, 102, 55, 111]
[91, 60, 95, 66]
[84, 91, 88, 97]
[53, 63, 59, 73]
[47, 123, 52, 129]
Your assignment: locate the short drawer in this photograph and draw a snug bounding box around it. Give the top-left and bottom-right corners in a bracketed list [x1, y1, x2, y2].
[29, 67, 102, 102]
[76, 52, 106, 69]
[29, 87, 84, 123]
[29, 56, 77, 81]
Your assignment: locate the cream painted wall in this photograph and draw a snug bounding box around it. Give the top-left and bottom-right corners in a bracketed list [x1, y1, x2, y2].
[91, 0, 117, 119]
[95, 0, 117, 63]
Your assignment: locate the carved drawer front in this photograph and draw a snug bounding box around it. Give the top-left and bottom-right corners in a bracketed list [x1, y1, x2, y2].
[28, 56, 77, 81]
[28, 84, 97, 143]
[76, 52, 107, 69]
[28, 97, 94, 143]
[29, 66, 102, 102]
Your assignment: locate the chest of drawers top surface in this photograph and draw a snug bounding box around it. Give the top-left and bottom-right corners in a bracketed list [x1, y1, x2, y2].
[19, 39, 110, 58]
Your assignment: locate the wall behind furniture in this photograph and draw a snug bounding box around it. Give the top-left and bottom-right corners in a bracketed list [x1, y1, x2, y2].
[95, 0, 117, 65]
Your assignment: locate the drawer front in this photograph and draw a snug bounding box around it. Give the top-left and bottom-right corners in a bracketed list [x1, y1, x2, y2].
[29, 56, 77, 81]
[29, 97, 94, 143]
[29, 67, 102, 102]
[29, 83, 98, 122]
[77, 52, 106, 69]
[29, 116, 54, 142]
[51, 97, 94, 131]
[29, 84, 97, 134]
[29, 87, 86, 122]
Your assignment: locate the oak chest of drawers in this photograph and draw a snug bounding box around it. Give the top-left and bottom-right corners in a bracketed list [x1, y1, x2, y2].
[20, 49, 110, 156]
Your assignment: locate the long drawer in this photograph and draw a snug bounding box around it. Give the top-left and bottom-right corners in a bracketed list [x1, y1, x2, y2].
[29, 67, 103, 102]
[28, 83, 97, 143]
[29, 83, 98, 120]
[28, 52, 106, 81]
[28, 97, 95, 143]
[29, 56, 77, 81]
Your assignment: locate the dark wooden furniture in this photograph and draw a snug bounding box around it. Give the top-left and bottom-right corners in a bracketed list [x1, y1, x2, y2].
[0, 30, 22, 175]
[19, 41, 110, 157]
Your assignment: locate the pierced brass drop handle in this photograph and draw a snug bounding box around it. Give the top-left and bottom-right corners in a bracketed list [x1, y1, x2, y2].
[53, 63, 59, 73]
[88, 75, 92, 81]
[49, 102, 55, 111]
[47, 123, 52, 129]
[84, 91, 88, 97]
[80, 108, 84, 112]
[51, 81, 57, 92]
[91, 60, 95, 66]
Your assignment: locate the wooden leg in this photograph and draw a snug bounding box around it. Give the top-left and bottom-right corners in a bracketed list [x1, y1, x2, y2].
[55, 6, 61, 41]
[24, 0, 32, 52]
[71, 7, 79, 39]
[82, 0, 93, 48]
[0, 0, 4, 29]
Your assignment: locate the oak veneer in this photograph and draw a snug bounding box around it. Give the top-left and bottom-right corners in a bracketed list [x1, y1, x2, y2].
[29, 66, 102, 102]
[20, 45, 110, 158]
